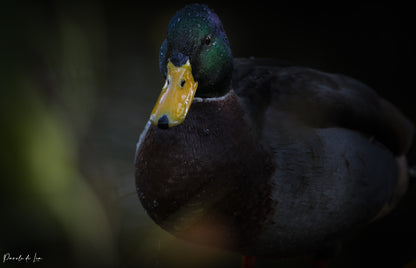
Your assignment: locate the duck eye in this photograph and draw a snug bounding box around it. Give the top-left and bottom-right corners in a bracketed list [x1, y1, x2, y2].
[204, 35, 212, 46]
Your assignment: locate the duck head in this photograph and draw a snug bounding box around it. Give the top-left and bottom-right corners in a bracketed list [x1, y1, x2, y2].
[150, 4, 233, 129]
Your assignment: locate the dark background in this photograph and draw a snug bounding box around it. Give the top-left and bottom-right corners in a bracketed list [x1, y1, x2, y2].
[1, 1, 415, 267]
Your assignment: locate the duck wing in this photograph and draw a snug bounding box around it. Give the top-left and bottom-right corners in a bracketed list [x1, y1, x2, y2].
[233, 58, 414, 155]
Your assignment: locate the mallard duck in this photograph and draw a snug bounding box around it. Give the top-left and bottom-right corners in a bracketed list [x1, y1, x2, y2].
[135, 4, 414, 267]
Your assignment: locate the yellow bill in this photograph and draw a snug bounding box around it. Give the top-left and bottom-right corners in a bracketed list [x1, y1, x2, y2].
[150, 59, 198, 129]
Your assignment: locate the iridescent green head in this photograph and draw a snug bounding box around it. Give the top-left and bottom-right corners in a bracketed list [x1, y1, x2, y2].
[159, 4, 233, 97]
[151, 4, 233, 128]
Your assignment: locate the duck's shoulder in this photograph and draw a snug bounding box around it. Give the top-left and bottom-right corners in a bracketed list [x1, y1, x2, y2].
[232, 58, 414, 155]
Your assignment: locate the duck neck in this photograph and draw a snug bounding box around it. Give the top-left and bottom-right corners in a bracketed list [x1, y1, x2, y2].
[194, 73, 232, 98]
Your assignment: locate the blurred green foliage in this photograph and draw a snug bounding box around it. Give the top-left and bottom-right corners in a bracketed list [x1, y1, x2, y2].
[1, 1, 115, 266]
